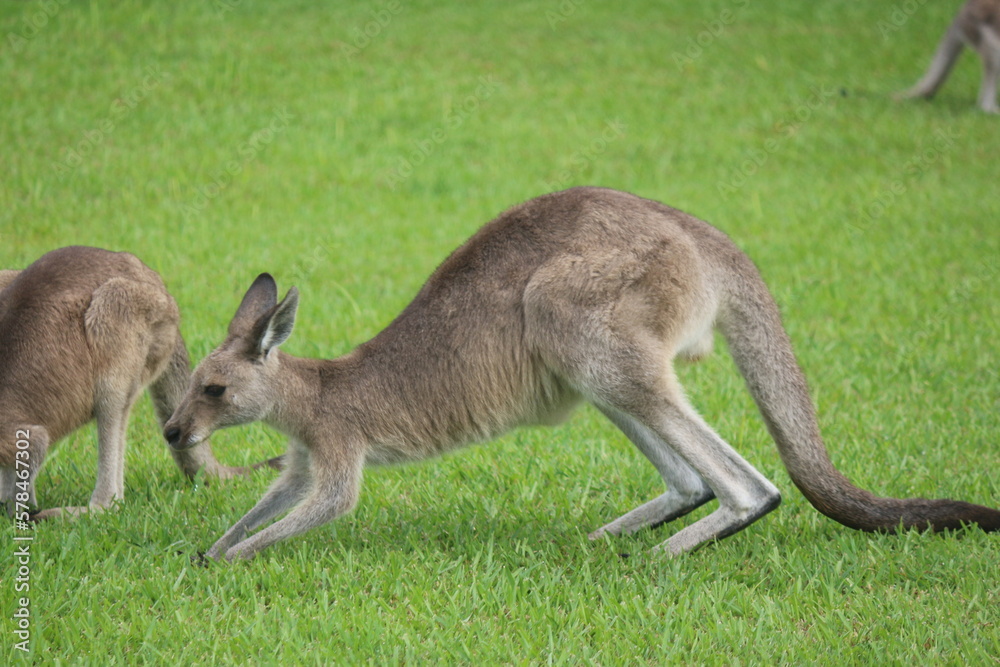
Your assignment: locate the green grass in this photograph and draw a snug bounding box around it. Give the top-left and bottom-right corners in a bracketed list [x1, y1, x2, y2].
[2, 0, 998, 663]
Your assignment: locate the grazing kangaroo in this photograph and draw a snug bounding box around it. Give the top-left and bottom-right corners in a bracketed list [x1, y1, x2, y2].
[0, 246, 281, 521]
[164, 187, 1000, 561]
[899, 0, 1000, 113]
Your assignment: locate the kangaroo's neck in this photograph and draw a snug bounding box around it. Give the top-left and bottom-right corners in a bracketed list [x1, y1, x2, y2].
[266, 347, 408, 450]
[265, 351, 343, 441]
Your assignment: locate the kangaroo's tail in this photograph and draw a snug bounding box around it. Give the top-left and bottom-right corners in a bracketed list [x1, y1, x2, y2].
[149, 335, 283, 479]
[717, 259, 1000, 533]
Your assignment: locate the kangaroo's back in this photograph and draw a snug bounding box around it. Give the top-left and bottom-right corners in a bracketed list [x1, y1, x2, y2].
[346, 188, 735, 451]
[375, 187, 740, 356]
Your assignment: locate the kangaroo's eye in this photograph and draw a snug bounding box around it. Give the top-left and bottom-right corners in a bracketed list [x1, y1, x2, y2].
[204, 385, 226, 397]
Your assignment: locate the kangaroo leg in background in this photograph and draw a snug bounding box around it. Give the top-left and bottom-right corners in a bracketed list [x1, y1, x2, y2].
[975, 26, 1000, 111]
[899, 22, 966, 100]
[31, 395, 136, 521]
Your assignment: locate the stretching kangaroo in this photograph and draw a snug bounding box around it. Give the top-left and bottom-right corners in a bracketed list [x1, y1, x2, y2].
[0, 246, 280, 521]
[164, 187, 1000, 561]
[899, 0, 1000, 113]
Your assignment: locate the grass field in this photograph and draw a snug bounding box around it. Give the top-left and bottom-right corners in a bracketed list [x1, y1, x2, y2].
[2, 0, 999, 663]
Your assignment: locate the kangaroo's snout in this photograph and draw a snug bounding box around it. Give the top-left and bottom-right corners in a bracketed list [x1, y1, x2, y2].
[163, 419, 197, 450]
[164, 425, 181, 446]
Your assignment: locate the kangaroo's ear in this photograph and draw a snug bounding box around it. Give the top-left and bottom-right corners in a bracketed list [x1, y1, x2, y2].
[249, 287, 299, 358]
[229, 273, 278, 337]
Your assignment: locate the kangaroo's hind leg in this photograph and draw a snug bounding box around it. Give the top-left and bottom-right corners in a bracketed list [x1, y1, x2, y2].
[592, 370, 782, 555]
[542, 324, 781, 552]
[29, 383, 139, 521]
[548, 332, 782, 553]
[87, 277, 169, 515]
[588, 405, 714, 539]
[524, 242, 781, 554]
[639, 393, 782, 554]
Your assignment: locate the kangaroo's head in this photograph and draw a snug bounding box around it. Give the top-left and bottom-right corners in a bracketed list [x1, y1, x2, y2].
[164, 273, 298, 450]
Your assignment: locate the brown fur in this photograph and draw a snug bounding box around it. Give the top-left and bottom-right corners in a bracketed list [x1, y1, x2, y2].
[0, 246, 280, 520]
[164, 188, 1000, 561]
[899, 0, 1000, 112]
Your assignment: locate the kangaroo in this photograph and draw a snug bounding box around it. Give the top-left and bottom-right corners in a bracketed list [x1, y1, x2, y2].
[0, 246, 281, 521]
[164, 187, 1000, 561]
[899, 0, 1000, 113]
